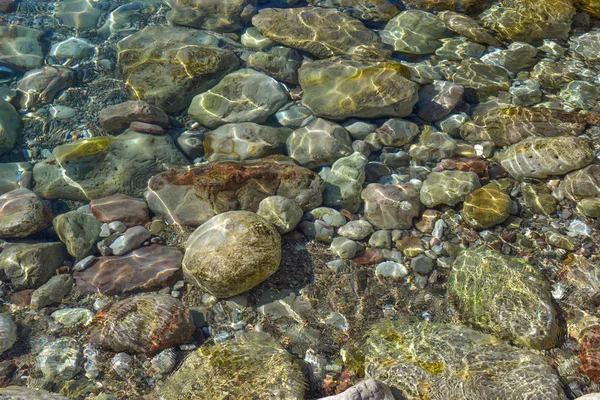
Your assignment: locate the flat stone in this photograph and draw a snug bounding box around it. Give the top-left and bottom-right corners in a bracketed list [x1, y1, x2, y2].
[74, 245, 182, 295]
[435, 37, 486, 61]
[299, 58, 419, 121]
[99, 101, 169, 133]
[0, 188, 52, 238]
[31, 274, 73, 309]
[246, 46, 302, 85]
[0, 25, 43, 70]
[50, 37, 95, 60]
[0, 242, 68, 290]
[55, 0, 102, 29]
[362, 183, 421, 230]
[0, 387, 68, 399]
[449, 59, 511, 97]
[481, 42, 539, 75]
[438, 11, 502, 46]
[146, 158, 323, 226]
[252, 7, 390, 59]
[51, 308, 94, 327]
[90, 193, 150, 227]
[53, 210, 102, 260]
[109, 226, 151, 256]
[129, 121, 165, 135]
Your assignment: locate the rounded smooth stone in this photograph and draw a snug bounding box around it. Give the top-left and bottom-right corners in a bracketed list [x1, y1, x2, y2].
[50, 37, 95, 60]
[51, 308, 94, 327]
[369, 230, 392, 248]
[0, 314, 16, 354]
[183, 211, 282, 298]
[362, 183, 421, 230]
[0, 188, 52, 238]
[0, 99, 21, 156]
[304, 207, 346, 228]
[419, 170, 480, 207]
[411, 254, 434, 275]
[462, 184, 511, 229]
[375, 261, 408, 278]
[330, 237, 358, 259]
[257, 196, 303, 234]
[36, 337, 82, 381]
[338, 220, 374, 241]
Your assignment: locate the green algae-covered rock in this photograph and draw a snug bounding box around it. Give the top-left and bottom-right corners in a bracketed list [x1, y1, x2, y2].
[448, 247, 558, 349]
[420, 170, 480, 207]
[53, 210, 102, 260]
[252, 7, 390, 59]
[460, 107, 588, 147]
[183, 211, 281, 298]
[364, 321, 566, 400]
[33, 131, 187, 201]
[574, 0, 600, 18]
[497, 136, 594, 181]
[167, 0, 256, 32]
[570, 30, 600, 62]
[401, 0, 478, 12]
[308, 0, 399, 21]
[117, 26, 239, 113]
[320, 152, 368, 213]
[462, 182, 510, 229]
[480, 0, 575, 43]
[299, 58, 418, 121]
[559, 81, 600, 110]
[159, 332, 306, 400]
[257, 195, 303, 234]
[577, 198, 600, 218]
[188, 69, 288, 129]
[381, 10, 451, 54]
[408, 126, 458, 162]
[0, 99, 21, 156]
[522, 182, 556, 215]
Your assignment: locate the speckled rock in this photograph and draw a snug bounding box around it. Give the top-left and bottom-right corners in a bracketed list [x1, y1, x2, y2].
[420, 170, 480, 207]
[462, 182, 511, 229]
[0, 99, 21, 156]
[99, 101, 169, 133]
[89, 193, 150, 227]
[480, 0, 575, 43]
[0, 188, 52, 238]
[449, 247, 558, 349]
[204, 123, 292, 162]
[0, 314, 16, 354]
[167, 0, 256, 32]
[188, 69, 288, 128]
[257, 195, 303, 234]
[159, 332, 305, 399]
[146, 158, 323, 226]
[0, 242, 67, 290]
[33, 131, 187, 201]
[299, 58, 419, 120]
[563, 165, 600, 202]
[364, 321, 566, 399]
[286, 118, 353, 169]
[36, 337, 81, 381]
[320, 152, 368, 213]
[183, 211, 281, 298]
[53, 209, 102, 260]
[408, 126, 458, 162]
[438, 11, 502, 46]
[252, 7, 390, 59]
[31, 274, 73, 309]
[497, 136, 594, 180]
[117, 26, 239, 112]
[89, 294, 194, 355]
[0, 25, 43, 70]
[381, 10, 451, 54]
[362, 183, 421, 230]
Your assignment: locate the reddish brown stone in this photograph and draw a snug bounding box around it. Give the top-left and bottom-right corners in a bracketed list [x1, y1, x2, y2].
[99, 101, 169, 133]
[129, 121, 165, 135]
[580, 326, 600, 383]
[0, 188, 52, 238]
[146, 158, 324, 226]
[73, 245, 182, 295]
[415, 209, 441, 233]
[437, 157, 489, 177]
[353, 248, 385, 265]
[89, 294, 194, 354]
[9, 289, 34, 307]
[89, 193, 149, 227]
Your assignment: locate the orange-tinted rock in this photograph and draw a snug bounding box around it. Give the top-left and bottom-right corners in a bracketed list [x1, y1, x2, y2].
[73, 245, 182, 295]
[146, 158, 324, 226]
[0, 188, 52, 238]
[437, 157, 489, 177]
[89, 294, 194, 354]
[353, 248, 385, 265]
[580, 326, 600, 383]
[129, 121, 165, 135]
[89, 193, 149, 227]
[9, 289, 34, 307]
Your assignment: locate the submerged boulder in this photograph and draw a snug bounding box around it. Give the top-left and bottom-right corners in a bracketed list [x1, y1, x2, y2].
[167, 0, 256, 32]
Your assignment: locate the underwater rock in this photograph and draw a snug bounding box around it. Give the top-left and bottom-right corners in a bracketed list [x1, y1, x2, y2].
[146, 158, 323, 226]
[242, 27, 275, 51]
[400, 0, 478, 12]
[89, 294, 194, 355]
[563, 165, 600, 202]
[50, 37, 95, 60]
[574, 0, 600, 18]
[558, 255, 600, 310]
[364, 321, 566, 399]
[17, 65, 75, 109]
[497, 136, 594, 180]
[319, 379, 394, 399]
[480, 0, 575, 43]
[247, 46, 302, 85]
[0, 242, 67, 290]
[159, 332, 305, 399]
[117, 26, 239, 113]
[257, 195, 303, 234]
[449, 246, 558, 349]
[36, 337, 81, 381]
[286, 118, 353, 169]
[438, 11, 502, 46]
[375, 119, 420, 148]
[167, 0, 256, 32]
[0, 162, 31, 195]
[307, 0, 399, 22]
[417, 81, 464, 122]
[99, 101, 169, 133]
[299, 58, 419, 120]
[51, 308, 94, 327]
[320, 152, 368, 213]
[183, 211, 281, 298]
[31, 274, 73, 309]
[579, 326, 600, 384]
[480, 42, 539, 75]
[0, 387, 68, 399]
[420, 170, 480, 207]
[74, 245, 182, 295]
[0, 99, 21, 156]
[408, 126, 458, 162]
[570, 30, 600, 62]
[109, 226, 150, 256]
[33, 131, 187, 201]
[462, 182, 511, 229]
[0, 188, 52, 238]
[188, 69, 288, 129]
[362, 183, 421, 230]
[53, 209, 102, 260]
[89, 193, 150, 227]
[0, 314, 16, 355]
[204, 123, 291, 162]
[448, 58, 511, 97]
[54, 0, 102, 29]
[338, 220, 373, 240]
[521, 182, 556, 215]
[559, 81, 600, 111]
[252, 7, 390, 59]
[0, 25, 43, 71]
[434, 37, 486, 61]
[98, 2, 160, 37]
[381, 10, 451, 54]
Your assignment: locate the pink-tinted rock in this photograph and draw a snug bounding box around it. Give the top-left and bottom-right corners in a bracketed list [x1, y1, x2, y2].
[99, 101, 169, 133]
[129, 121, 165, 135]
[146, 158, 324, 226]
[89, 193, 149, 227]
[361, 183, 421, 230]
[73, 245, 182, 295]
[353, 248, 385, 265]
[0, 188, 52, 238]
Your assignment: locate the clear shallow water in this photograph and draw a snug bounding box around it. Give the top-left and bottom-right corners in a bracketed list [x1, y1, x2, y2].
[0, 0, 599, 399]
